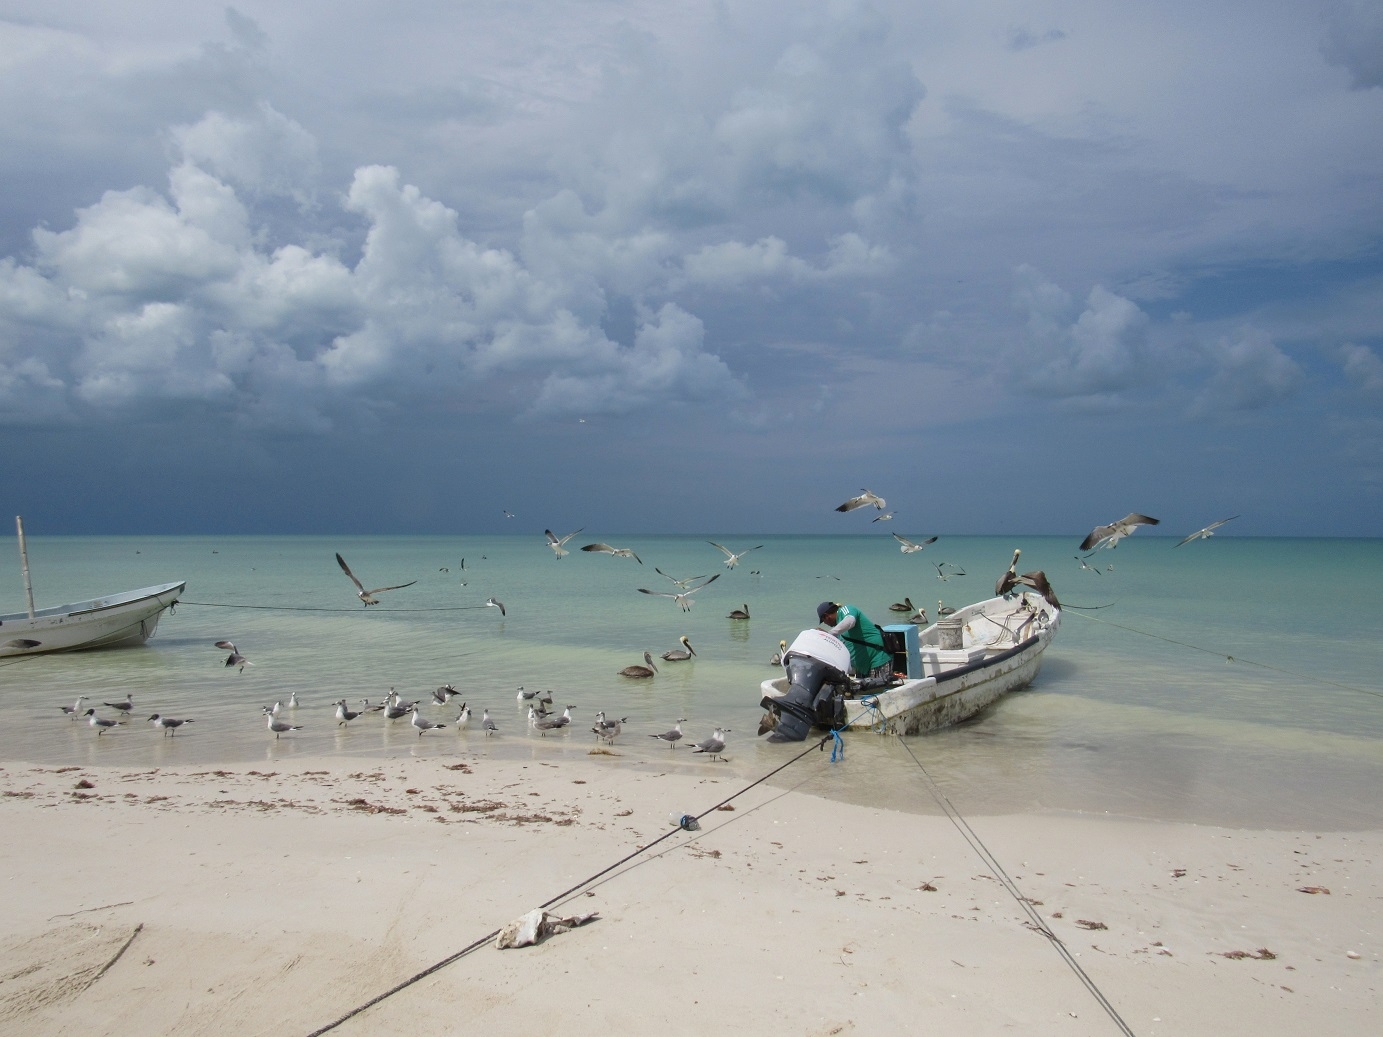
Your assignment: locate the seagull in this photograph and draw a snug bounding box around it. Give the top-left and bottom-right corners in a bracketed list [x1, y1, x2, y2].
[769, 639, 787, 666]
[264, 707, 302, 739]
[383, 695, 415, 721]
[58, 696, 87, 719]
[933, 562, 966, 581]
[892, 533, 938, 554]
[619, 652, 658, 678]
[288, 691, 299, 709]
[592, 712, 629, 745]
[434, 684, 462, 705]
[503, 509, 516, 519]
[638, 573, 720, 611]
[454, 703, 471, 731]
[516, 686, 540, 704]
[335, 552, 417, 606]
[83, 709, 123, 735]
[485, 596, 506, 617]
[581, 543, 643, 564]
[871, 511, 894, 523]
[655, 567, 714, 591]
[409, 705, 447, 737]
[689, 727, 730, 761]
[1075, 556, 1103, 575]
[1079, 513, 1160, 552]
[889, 596, 915, 612]
[102, 695, 133, 714]
[727, 603, 750, 620]
[835, 489, 886, 512]
[650, 719, 687, 748]
[335, 700, 366, 726]
[708, 542, 763, 568]
[481, 709, 499, 736]
[214, 640, 250, 673]
[147, 714, 194, 736]
[1175, 515, 1240, 547]
[545, 527, 584, 559]
[267, 700, 284, 716]
[661, 636, 696, 661]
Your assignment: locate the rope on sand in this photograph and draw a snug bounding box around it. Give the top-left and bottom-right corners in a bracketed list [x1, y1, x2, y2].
[303, 734, 834, 1037]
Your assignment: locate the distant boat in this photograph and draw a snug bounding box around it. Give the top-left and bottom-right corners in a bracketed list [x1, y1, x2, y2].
[1, 516, 183, 657]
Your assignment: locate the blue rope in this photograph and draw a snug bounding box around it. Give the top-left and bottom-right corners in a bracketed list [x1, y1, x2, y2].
[858, 694, 885, 733]
[829, 727, 845, 762]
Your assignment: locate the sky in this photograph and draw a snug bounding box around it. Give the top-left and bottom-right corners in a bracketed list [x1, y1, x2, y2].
[1, 1, 1381, 537]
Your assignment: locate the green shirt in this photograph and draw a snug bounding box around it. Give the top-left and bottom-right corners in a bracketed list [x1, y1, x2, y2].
[832, 604, 891, 675]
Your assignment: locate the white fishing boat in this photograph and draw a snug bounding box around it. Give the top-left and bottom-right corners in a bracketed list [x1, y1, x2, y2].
[758, 591, 1060, 740]
[1, 517, 184, 657]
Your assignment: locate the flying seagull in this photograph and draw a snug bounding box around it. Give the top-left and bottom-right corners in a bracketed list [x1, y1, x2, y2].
[637, 572, 720, 611]
[1079, 514, 1160, 552]
[581, 543, 643, 564]
[892, 533, 938, 554]
[215, 641, 251, 672]
[1175, 515, 1240, 548]
[933, 562, 966, 581]
[708, 542, 763, 568]
[871, 511, 895, 523]
[655, 567, 714, 590]
[835, 489, 886, 512]
[485, 596, 506, 616]
[544, 528, 584, 559]
[335, 553, 417, 606]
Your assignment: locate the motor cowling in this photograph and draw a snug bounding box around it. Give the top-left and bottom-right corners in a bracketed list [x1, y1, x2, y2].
[762, 630, 849, 742]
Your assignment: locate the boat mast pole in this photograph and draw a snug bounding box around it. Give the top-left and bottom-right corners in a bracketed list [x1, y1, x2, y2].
[16, 515, 35, 618]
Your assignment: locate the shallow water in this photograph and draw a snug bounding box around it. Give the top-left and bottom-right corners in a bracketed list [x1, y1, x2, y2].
[3, 533, 1381, 829]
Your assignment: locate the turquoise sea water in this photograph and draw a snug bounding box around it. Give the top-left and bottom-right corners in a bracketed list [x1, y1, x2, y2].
[3, 533, 1381, 829]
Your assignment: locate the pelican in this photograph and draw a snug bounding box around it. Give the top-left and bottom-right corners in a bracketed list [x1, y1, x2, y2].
[637, 572, 720, 611]
[689, 727, 730, 761]
[544, 527, 584, 559]
[619, 652, 658, 678]
[661, 636, 696, 661]
[264, 707, 301, 739]
[581, 543, 643, 564]
[889, 596, 915, 612]
[769, 639, 787, 665]
[83, 709, 123, 735]
[892, 533, 938, 554]
[485, 596, 506, 616]
[835, 489, 886, 512]
[996, 554, 1061, 609]
[1079, 513, 1160, 552]
[933, 562, 966, 581]
[708, 541, 763, 568]
[650, 719, 686, 747]
[907, 609, 928, 625]
[147, 714, 194, 736]
[409, 705, 446, 737]
[727, 604, 750, 620]
[58, 696, 87, 719]
[937, 601, 956, 616]
[1175, 515, 1240, 547]
[335, 553, 417, 606]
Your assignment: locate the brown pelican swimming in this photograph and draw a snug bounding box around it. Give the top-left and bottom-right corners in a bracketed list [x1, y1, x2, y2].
[892, 533, 938, 554]
[835, 489, 886, 512]
[907, 608, 929, 625]
[889, 596, 915, 612]
[769, 639, 787, 665]
[1079, 513, 1160, 552]
[637, 573, 720, 611]
[1175, 515, 1239, 547]
[581, 543, 643, 564]
[544, 527, 584, 559]
[619, 652, 659, 678]
[708, 541, 763, 568]
[335, 553, 417, 606]
[727, 603, 750, 620]
[661, 636, 696, 661]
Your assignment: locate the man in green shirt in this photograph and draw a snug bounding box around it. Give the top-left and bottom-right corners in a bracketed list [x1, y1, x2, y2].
[817, 601, 894, 686]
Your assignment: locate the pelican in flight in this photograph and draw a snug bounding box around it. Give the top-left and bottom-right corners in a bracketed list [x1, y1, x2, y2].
[581, 543, 643, 564]
[1175, 515, 1240, 547]
[727, 603, 750, 620]
[619, 652, 659, 678]
[661, 636, 696, 661]
[835, 489, 887, 512]
[995, 550, 1061, 609]
[708, 541, 763, 568]
[892, 533, 938, 554]
[544, 527, 584, 559]
[1079, 513, 1160, 552]
[637, 572, 720, 611]
[335, 553, 417, 606]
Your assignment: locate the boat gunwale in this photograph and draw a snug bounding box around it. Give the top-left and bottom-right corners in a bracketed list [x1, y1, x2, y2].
[0, 581, 185, 624]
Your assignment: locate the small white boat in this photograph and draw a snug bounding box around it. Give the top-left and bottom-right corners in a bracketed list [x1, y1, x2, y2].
[1, 516, 183, 656]
[758, 592, 1060, 739]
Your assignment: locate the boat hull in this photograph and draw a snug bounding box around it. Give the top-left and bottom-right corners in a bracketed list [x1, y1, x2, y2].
[760, 593, 1059, 736]
[0, 581, 185, 657]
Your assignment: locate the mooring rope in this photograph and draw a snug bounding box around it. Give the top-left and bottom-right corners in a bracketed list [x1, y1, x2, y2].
[178, 600, 495, 613]
[889, 735, 1139, 1036]
[1070, 610, 1383, 700]
[303, 733, 834, 1037]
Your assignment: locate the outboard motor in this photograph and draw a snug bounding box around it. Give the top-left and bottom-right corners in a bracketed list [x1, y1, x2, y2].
[762, 629, 849, 742]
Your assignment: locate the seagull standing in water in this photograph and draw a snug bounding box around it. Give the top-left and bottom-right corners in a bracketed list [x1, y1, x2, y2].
[264, 707, 302, 739]
[544, 528, 584, 559]
[689, 727, 730, 761]
[581, 543, 643, 564]
[335, 700, 366, 726]
[409, 705, 447, 737]
[147, 714, 195, 736]
[103, 695, 134, 714]
[1175, 515, 1240, 547]
[835, 489, 886, 513]
[215, 641, 251, 672]
[650, 719, 687, 748]
[335, 553, 417, 606]
[84, 709, 123, 735]
[481, 709, 499, 736]
[892, 533, 938, 554]
[1079, 513, 1160, 552]
[58, 696, 87, 719]
[454, 703, 471, 731]
[592, 712, 629, 745]
[708, 542, 763, 569]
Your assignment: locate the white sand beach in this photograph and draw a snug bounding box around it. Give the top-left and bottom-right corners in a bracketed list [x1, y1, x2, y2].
[1, 751, 1378, 1037]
